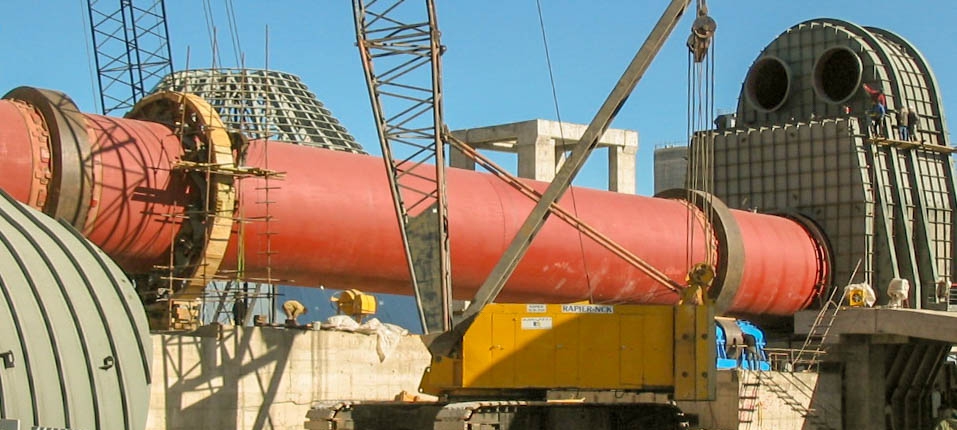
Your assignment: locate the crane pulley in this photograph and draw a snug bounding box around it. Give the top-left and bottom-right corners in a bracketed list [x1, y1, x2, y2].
[687, 0, 716, 63]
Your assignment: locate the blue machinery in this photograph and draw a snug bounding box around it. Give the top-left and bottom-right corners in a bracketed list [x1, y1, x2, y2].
[715, 318, 770, 371]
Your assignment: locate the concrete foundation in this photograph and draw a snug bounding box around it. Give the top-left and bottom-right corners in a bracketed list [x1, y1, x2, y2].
[146, 325, 431, 430]
[679, 370, 832, 430]
[148, 308, 957, 430]
[147, 324, 839, 430]
[796, 307, 957, 429]
[451, 119, 638, 193]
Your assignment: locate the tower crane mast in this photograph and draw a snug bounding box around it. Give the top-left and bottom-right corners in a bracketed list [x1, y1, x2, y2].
[86, 0, 173, 115]
[352, 0, 452, 334]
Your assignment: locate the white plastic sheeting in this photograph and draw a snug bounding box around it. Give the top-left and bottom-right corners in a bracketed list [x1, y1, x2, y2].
[321, 316, 410, 362]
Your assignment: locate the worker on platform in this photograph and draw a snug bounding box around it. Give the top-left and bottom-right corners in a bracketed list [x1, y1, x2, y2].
[232, 296, 247, 326]
[907, 107, 919, 141]
[937, 278, 951, 304]
[897, 106, 910, 141]
[863, 83, 887, 137]
[863, 83, 886, 107]
[867, 102, 887, 138]
[869, 103, 887, 137]
[282, 299, 307, 327]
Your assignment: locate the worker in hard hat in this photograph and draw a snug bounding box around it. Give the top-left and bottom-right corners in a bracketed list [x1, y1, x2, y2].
[863, 83, 887, 137]
[282, 299, 307, 327]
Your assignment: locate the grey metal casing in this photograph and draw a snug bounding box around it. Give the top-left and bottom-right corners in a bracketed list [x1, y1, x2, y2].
[687, 19, 955, 310]
[0, 190, 152, 430]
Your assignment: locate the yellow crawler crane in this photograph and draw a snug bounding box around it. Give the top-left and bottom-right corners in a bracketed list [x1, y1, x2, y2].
[312, 302, 714, 429]
[308, 0, 719, 428]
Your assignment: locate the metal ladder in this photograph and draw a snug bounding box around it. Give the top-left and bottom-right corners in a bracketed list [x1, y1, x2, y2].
[756, 274, 857, 429]
[791, 285, 848, 372]
[738, 369, 761, 429]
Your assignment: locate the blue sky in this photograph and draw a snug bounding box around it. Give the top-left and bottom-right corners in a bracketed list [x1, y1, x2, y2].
[0, 0, 957, 329]
[0, 1, 954, 196]
[0, 1, 954, 330]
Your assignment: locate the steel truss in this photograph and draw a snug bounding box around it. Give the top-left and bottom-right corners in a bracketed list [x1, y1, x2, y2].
[87, 0, 173, 115]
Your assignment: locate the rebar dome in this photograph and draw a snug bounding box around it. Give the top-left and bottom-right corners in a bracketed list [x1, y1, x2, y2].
[154, 68, 366, 153]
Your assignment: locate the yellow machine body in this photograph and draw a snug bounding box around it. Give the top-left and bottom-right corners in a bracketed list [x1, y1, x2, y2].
[332, 289, 378, 321]
[421, 303, 715, 401]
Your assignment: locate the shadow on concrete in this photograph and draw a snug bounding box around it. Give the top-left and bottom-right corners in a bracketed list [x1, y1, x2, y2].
[159, 326, 299, 430]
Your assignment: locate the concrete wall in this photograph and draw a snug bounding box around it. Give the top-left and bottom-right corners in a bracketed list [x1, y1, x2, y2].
[680, 370, 831, 430]
[653, 145, 687, 194]
[147, 326, 431, 430]
[678, 369, 740, 429]
[753, 372, 824, 430]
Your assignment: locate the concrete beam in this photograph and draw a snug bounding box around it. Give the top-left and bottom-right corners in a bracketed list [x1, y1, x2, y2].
[795, 307, 957, 344]
[451, 119, 638, 192]
[452, 119, 636, 152]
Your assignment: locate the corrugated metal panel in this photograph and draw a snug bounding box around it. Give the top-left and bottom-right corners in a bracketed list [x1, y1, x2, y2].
[709, 119, 873, 299]
[0, 190, 150, 430]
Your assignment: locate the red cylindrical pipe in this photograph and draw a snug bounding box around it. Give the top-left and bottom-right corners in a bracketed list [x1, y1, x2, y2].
[82, 114, 187, 272]
[0, 99, 188, 272]
[0, 98, 827, 316]
[227, 141, 824, 315]
[732, 212, 825, 315]
[229, 142, 715, 305]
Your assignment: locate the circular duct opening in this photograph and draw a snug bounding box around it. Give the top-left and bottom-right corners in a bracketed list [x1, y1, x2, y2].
[813, 47, 862, 104]
[745, 56, 791, 112]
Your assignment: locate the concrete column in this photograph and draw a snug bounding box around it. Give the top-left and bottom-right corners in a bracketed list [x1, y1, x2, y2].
[814, 366, 844, 428]
[449, 145, 476, 171]
[843, 334, 888, 430]
[517, 135, 556, 181]
[609, 144, 637, 194]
